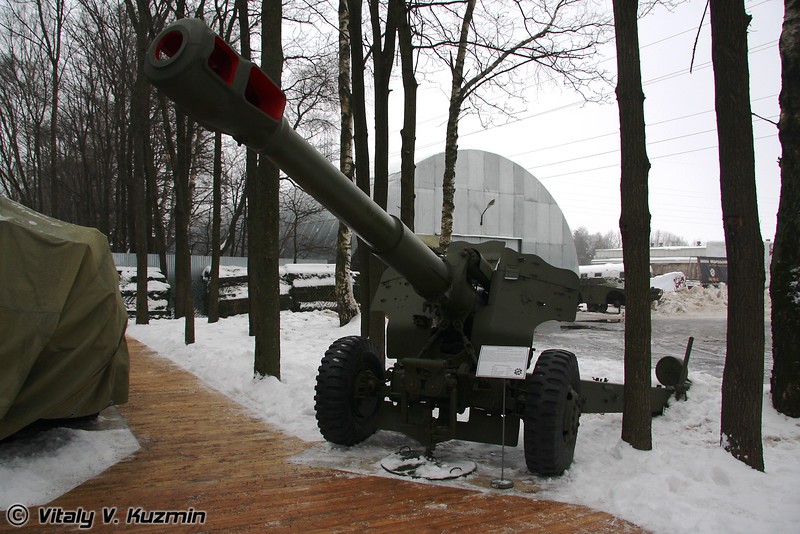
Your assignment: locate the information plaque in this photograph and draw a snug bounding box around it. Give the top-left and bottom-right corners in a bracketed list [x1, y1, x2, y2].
[476, 345, 530, 380]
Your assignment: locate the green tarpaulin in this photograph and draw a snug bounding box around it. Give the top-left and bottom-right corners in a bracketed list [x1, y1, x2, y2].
[0, 197, 129, 440]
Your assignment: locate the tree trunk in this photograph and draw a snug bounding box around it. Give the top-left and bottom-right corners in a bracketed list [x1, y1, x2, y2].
[251, 0, 283, 379]
[126, 0, 150, 325]
[220, 191, 246, 256]
[394, 0, 417, 230]
[613, 0, 652, 451]
[237, 0, 258, 337]
[37, 0, 66, 219]
[335, 0, 359, 327]
[771, 0, 800, 418]
[170, 1, 195, 345]
[174, 109, 195, 344]
[208, 131, 223, 323]
[710, 0, 765, 471]
[367, 0, 396, 358]
[439, 0, 476, 251]
[145, 137, 168, 278]
[348, 0, 373, 339]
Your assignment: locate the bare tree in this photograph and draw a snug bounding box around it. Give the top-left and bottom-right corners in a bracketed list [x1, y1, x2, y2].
[771, 0, 800, 418]
[650, 229, 688, 247]
[417, 0, 609, 249]
[613, 0, 652, 452]
[710, 0, 765, 471]
[124, 0, 153, 325]
[207, 1, 239, 324]
[0, 15, 50, 210]
[251, 0, 283, 379]
[208, 130, 223, 323]
[335, 0, 359, 326]
[9, 0, 71, 218]
[393, 0, 417, 229]
[279, 184, 328, 262]
[348, 0, 374, 339]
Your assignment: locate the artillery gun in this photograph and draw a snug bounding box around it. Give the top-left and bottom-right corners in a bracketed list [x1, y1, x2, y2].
[145, 18, 691, 476]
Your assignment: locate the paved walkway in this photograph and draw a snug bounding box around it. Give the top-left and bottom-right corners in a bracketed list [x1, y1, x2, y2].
[2, 339, 644, 532]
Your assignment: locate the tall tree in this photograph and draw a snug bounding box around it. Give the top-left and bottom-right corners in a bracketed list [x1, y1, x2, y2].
[393, 0, 417, 229]
[438, 0, 476, 250]
[208, 131, 223, 323]
[279, 185, 327, 262]
[237, 0, 259, 338]
[366, 0, 397, 356]
[710, 0, 765, 471]
[427, 0, 609, 249]
[348, 0, 374, 339]
[124, 0, 152, 325]
[0, 6, 50, 211]
[334, 0, 359, 326]
[613, 0, 652, 451]
[32, 0, 68, 218]
[770, 0, 800, 418]
[252, 0, 283, 378]
[207, 3, 239, 324]
[172, 0, 195, 344]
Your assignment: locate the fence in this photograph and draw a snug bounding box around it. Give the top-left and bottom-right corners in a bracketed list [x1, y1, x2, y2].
[112, 253, 335, 317]
[111, 253, 249, 284]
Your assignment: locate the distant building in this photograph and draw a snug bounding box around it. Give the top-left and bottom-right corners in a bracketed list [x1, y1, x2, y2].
[593, 242, 726, 281]
[285, 150, 579, 273]
[592, 241, 773, 285]
[386, 150, 578, 272]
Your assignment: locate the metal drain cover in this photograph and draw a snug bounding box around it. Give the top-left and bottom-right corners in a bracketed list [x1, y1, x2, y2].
[381, 450, 477, 480]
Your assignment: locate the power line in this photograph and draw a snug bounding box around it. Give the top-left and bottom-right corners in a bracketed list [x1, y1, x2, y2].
[508, 95, 777, 160]
[535, 133, 777, 180]
[394, 35, 778, 158]
[389, 0, 779, 142]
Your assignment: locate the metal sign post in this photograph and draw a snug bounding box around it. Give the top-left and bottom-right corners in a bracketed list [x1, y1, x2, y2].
[477, 345, 530, 490]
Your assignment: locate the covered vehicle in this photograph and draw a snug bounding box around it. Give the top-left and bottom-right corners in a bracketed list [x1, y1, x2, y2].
[0, 197, 129, 440]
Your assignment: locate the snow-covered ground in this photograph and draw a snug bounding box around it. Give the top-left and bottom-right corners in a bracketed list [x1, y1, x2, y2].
[2, 287, 797, 533]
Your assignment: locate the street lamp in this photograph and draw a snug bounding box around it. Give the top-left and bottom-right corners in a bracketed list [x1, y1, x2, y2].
[480, 198, 496, 226]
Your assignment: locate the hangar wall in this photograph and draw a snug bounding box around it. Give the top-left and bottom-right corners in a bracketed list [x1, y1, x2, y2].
[386, 150, 578, 272]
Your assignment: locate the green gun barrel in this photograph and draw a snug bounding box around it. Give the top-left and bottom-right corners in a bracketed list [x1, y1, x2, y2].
[145, 18, 450, 300]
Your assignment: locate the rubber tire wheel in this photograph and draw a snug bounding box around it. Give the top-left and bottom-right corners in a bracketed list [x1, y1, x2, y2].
[314, 336, 384, 446]
[523, 349, 581, 476]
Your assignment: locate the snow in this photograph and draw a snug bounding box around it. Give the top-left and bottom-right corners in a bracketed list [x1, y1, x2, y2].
[654, 284, 727, 315]
[201, 265, 248, 279]
[283, 264, 335, 275]
[651, 271, 687, 292]
[2, 287, 797, 534]
[0, 413, 140, 509]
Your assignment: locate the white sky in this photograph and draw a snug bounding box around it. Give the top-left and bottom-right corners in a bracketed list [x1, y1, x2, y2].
[385, 0, 783, 244]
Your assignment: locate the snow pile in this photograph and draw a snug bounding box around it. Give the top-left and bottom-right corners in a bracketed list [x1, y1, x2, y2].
[282, 264, 340, 312]
[0, 421, 139, 509]
[116, 267, 171, 316]
[282, 263, 336, 288]
[655, 284, 728, 315]
[651, 271, 687, 292]
[116, 267, 170, 294]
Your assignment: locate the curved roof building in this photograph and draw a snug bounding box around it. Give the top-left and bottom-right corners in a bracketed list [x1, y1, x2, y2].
[386, 150, 578, 272]
[281, 150, 577, 273]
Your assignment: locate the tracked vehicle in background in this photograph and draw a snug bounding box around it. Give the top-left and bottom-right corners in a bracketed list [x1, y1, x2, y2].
[145, 18, 691, 476]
